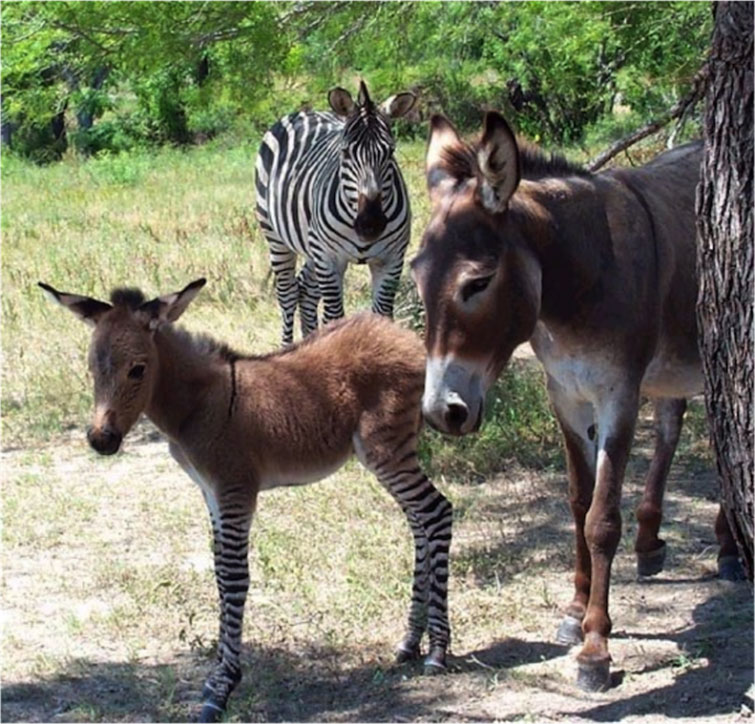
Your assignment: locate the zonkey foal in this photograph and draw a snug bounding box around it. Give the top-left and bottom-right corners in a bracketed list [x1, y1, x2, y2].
[40, 278, 452, 722]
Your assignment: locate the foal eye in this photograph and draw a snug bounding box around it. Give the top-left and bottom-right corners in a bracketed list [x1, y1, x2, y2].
[461, 275, 494, 302]
[128, 364, 146, 380]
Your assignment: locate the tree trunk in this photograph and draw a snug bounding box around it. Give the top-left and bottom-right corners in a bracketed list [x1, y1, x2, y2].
[696, 1, 754, 581]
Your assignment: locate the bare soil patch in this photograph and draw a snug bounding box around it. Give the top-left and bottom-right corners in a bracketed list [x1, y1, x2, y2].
[2, 410, 752, 723]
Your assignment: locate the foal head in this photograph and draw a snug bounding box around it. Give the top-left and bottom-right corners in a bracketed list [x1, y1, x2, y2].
[328, 80, 415, 242]
[411, 113, 542, 435]
[39, 278, 206, 455]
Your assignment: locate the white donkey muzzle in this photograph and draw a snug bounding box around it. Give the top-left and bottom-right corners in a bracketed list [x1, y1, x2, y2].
[422, 356, 485, 436]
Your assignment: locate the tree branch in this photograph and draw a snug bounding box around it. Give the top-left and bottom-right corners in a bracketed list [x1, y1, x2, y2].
[586, 65, 708, 172]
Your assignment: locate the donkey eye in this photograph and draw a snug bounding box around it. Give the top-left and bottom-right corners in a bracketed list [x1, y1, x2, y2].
[128, 364, 146, 380]
[461, 275, 494, 303]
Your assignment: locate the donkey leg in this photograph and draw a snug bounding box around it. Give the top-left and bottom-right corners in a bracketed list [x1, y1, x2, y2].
[577, 388, 639, 692]
[635, 398, 686, 577]
[269, 241, 298, 345]
[715, 507, 746, 580]
[548, 379, 597, 647]
[199, 489, 255, 723]
[297, 258, 321, 337]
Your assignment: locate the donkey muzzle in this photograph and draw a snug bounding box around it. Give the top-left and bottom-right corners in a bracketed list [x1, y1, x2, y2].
[87, 425, 123, 455]
[422, 357, 485, 436]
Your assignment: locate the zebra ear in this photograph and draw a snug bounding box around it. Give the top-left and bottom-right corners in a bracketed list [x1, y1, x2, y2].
[379, 93, 416, 120]
[329, 87, 355, 117]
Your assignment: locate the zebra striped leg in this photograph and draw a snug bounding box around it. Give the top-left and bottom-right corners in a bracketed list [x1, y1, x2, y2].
[313, 254, 347, 325]
[269, 241, 298, 345]
[199, 492, 255, 723]
[297, 258, 321, 337]
[369, 251, 406, 318]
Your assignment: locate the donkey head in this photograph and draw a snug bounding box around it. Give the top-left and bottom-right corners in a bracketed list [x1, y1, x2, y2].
[39, 278, 206, 455]
[328, 80, 416, 242]
[411, 113, 542, 435]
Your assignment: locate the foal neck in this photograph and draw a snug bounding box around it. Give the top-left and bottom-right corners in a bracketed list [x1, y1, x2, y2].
[145, 324, 228, 441]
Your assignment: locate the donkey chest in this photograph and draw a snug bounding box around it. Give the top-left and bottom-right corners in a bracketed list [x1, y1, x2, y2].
[531, 324, 624, 404]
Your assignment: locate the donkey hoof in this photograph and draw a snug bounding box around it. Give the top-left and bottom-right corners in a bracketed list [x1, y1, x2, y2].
[577, 659, 611, 692]
[422, 645, 447, 675]
[198, 699, 226, 723]
[556, 615, 584, 646]
[395, 643, 422, 664]
[718, 555, 746, 581]
[636, 542, 667, 577]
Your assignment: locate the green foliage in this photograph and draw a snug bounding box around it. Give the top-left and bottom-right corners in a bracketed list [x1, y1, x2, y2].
[2, 2, 711, 160]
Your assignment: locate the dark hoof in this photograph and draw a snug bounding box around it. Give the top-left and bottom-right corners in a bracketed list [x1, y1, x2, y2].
[423, 645, 447, 675]
[395, 642, 422, 664]
[637, 541, 666, 577]
[556, 615, 583, 646]
[198, 699, 225, 723]
[718, 555, 746, 581]
[577, 659, 611, 692]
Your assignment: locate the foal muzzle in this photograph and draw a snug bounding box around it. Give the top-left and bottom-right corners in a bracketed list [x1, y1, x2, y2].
[87, 425, 123, 455]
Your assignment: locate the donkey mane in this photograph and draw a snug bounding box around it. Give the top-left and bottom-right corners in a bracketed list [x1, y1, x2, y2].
[440, 137, 589, 182]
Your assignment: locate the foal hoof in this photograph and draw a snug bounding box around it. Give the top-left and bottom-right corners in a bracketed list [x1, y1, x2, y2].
[718, 555, 746, 581]
[556, 615, 584, 646]
[395, 642, 422, 664]
[636, 542, 666, 577]
[422, 645, 447, 676]
[198, 699, 226, 723]
[577, 658, 611, 692]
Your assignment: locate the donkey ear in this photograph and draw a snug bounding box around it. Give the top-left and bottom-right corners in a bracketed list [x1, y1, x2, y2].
[477, 111, 520, 213]
[138, 278, 207, 329]
[379, 92, 416, 120]
[426, 114, 472, 206]
[38, 282, 112, 327]
[329, 87, 355, 117]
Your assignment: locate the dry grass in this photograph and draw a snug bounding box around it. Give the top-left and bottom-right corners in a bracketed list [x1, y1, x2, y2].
[2, 136, 751, 723]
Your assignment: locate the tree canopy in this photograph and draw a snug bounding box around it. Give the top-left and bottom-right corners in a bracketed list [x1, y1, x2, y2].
[1, 1, 712, 161]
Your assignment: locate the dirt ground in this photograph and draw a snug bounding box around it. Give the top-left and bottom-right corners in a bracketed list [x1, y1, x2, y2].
[2, 402, 753, 723]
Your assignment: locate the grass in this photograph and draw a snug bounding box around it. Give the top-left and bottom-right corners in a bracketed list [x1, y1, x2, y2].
[1, 133, 561, 477]
[4, 131, 744, 723]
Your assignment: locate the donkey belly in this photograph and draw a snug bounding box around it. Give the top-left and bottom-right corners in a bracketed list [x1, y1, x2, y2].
[641, 352, 702, 399]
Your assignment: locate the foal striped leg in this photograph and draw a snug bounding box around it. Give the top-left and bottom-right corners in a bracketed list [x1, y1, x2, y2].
[355, 425, 452, 673]
[199, 492, 255, 723]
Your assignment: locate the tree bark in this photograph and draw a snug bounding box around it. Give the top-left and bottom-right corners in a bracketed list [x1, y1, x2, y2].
[696, 1, 754, 581]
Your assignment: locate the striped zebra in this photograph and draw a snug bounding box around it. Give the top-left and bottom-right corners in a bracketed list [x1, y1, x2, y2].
[255, 81, 416, 344]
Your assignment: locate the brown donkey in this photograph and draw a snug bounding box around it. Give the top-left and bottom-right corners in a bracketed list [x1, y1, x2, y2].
[411, 112, 743, 692]
[40, 279, 452, 722]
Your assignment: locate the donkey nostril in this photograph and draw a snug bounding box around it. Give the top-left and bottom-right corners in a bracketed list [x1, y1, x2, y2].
[445, 402, 469, 431]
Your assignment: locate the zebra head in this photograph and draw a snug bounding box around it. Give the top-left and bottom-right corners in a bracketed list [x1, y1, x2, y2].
[329, 80, 416, 242]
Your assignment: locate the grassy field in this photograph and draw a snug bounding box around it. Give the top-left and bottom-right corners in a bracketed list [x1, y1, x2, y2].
[2, 135, 752, 723]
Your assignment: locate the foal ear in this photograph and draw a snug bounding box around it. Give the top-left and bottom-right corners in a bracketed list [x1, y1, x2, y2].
[329, 87, 356, 117]
[38, 282, 112, 327]
[138, 278, 207, 329]
[477, 111, 520, 213]
[426, 114, 473, 207]
[379, 92, 416, 120]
